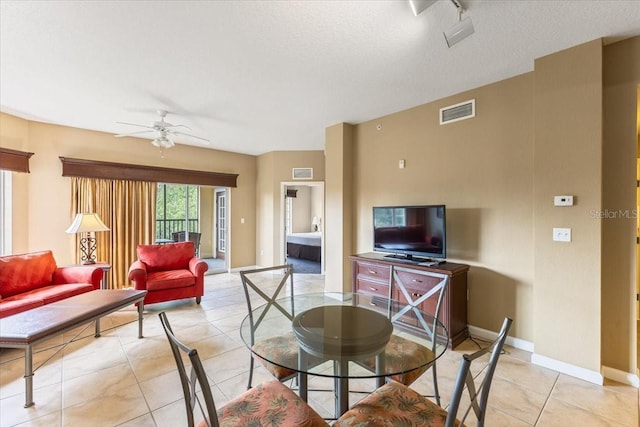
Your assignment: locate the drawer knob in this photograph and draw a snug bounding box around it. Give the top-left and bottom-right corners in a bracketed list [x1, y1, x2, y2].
[368, 270, 377, 275]
[412, 279, 423, 283]
[412, 292, 422, 297]
[369, 287, 378, 291]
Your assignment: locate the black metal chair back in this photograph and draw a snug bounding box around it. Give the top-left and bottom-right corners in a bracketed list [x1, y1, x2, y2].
[239, 264, 295, 388]
[159, 311, 218, 427]
[387, 265, 449, 404]
[447, 317, 513, 427]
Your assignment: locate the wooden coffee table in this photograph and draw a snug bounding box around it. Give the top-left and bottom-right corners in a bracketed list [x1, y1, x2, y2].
[0, 289, 146, 407]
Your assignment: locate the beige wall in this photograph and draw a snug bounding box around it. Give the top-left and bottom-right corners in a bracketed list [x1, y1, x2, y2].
[602, 36, 640, 373]
[1, 114, 30, 254]
[533, 39, 603, 372]
[311, 186, 323, 230]
[0, 114, 257, 270]
[255, 151, 325, 266]
[340, 37, 639, 379]
[351, 73, 535, 339]
[325, 123, 354, 292]
[290, 185, 312, 232]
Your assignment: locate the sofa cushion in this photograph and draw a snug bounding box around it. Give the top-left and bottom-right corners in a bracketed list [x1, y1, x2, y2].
[137, 242, 195, 272]
[0, 251, 57, 298]
[146, 270, 196, 291]
[0, 284, 95, 318]
[35, 283, 95, 304]
[0, 298, 44, 318]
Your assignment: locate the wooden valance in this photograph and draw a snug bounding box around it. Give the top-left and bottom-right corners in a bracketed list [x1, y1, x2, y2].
[0, 148, 34, 173]
[59, 157, 238, 187]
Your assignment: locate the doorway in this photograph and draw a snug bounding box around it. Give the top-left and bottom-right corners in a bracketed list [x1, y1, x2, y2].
[200, 187, 228, 274]
[282, 182, 324, 274]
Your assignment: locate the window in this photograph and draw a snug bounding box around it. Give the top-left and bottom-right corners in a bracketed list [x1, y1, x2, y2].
[156, 183, 200, 240]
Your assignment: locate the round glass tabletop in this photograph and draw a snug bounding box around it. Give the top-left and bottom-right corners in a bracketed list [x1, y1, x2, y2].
[240, 292, 449, 380]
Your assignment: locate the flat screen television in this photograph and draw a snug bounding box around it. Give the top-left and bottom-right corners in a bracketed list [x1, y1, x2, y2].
[373, 205, 446, 262]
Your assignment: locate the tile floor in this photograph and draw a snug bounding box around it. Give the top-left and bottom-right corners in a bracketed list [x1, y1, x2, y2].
[0, 272, 638, 426]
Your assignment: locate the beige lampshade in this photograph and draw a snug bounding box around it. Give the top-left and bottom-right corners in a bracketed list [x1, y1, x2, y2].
[65, 213, 110, 234]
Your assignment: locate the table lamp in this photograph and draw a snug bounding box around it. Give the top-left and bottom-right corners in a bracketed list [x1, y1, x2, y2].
[65, 213, 110, 265]
[312, 216, 321, 232]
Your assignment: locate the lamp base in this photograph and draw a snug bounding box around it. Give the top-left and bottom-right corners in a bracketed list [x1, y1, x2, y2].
[79, 236, 98, 265]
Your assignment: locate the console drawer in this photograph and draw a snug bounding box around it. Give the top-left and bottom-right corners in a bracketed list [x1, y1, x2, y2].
[355, 261, 391, 281]
[355, 277, 389, 297]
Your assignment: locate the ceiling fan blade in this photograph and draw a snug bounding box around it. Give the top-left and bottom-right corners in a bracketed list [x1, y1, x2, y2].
[114, 130, 155, 138]
[164, 123, 191, 130]
[171, 131, 210, 144]
[116, 121, 155, 130]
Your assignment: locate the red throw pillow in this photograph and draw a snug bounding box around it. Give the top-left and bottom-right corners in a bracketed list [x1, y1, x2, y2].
[0, 251, 57, 298]
[137, 241, 194, 272]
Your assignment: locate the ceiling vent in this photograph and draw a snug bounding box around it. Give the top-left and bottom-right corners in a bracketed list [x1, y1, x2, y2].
[292, 168, 313, 180]
[439, 99, 475, 125]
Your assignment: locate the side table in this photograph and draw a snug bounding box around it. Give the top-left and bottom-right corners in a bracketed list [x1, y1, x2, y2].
[72, 262, 112, 289]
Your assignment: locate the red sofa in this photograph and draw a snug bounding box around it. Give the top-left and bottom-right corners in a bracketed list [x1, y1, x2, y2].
[0, 250, 104, 318]
[128, 241, 208, 305]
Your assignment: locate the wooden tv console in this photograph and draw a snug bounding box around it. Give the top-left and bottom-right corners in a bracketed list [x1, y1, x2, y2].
[350, 253, 470, 349]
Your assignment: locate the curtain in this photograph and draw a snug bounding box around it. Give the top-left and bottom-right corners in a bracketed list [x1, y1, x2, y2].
[70, 177, 156, 288]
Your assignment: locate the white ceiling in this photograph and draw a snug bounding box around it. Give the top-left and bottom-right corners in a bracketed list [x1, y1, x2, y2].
[1, 1, 639, 156]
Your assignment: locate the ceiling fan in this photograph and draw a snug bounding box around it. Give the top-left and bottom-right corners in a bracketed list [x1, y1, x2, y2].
[115, 110, 210, 149]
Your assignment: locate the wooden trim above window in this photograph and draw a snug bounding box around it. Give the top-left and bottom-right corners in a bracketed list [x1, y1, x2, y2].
[0, 148, 34, 173]
[59, 157, 238, 187]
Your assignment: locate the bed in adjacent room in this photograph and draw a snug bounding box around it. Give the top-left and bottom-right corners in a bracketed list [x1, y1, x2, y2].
[286, 231, 322, 262]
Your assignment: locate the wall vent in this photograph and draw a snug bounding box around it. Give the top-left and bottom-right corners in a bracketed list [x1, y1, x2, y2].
[440, 99, 475, 125]
[292, 168, 313, 180]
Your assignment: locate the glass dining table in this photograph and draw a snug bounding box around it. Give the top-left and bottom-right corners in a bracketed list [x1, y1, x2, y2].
[239, 292, 449, 417]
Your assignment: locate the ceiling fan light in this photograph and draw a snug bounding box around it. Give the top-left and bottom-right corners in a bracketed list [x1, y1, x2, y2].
[151, 135, 172, 148]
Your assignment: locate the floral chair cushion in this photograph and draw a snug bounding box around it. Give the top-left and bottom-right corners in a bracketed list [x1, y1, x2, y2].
[251, 333, 299, 380]
[361, 334, 435, 385]
[333, 380, 462, 427]
[214, 380, 328, 427]
[252, 332, 324, 380]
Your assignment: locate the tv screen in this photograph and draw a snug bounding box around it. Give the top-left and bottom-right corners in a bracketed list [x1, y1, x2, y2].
[373, 205, 446, 261]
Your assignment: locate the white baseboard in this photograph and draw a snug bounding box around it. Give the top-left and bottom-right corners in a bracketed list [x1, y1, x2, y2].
[469, 324, 638, 388]
[531, 353, 603, 385]
[601, 365, 640, 388]
[468, 324, 534, 353]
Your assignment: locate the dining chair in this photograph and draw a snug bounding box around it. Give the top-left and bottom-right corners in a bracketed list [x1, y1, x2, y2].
[334, 317, 513, 427]
[172, 231, 202, 256]
[360, 265, 449, 405]
[159, 311, 329, 427]
[239, 264, 302, 390]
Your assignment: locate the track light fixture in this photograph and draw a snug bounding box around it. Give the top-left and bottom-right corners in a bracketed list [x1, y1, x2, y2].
[443, 0, 474, 47]
[408, 0, 437, 16]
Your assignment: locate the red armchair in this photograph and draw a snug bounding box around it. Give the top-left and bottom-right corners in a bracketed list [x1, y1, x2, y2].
[128, 241, 208, 305]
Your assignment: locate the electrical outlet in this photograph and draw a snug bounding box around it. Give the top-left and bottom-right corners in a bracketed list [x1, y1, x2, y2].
[553, 227, 571, 242]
